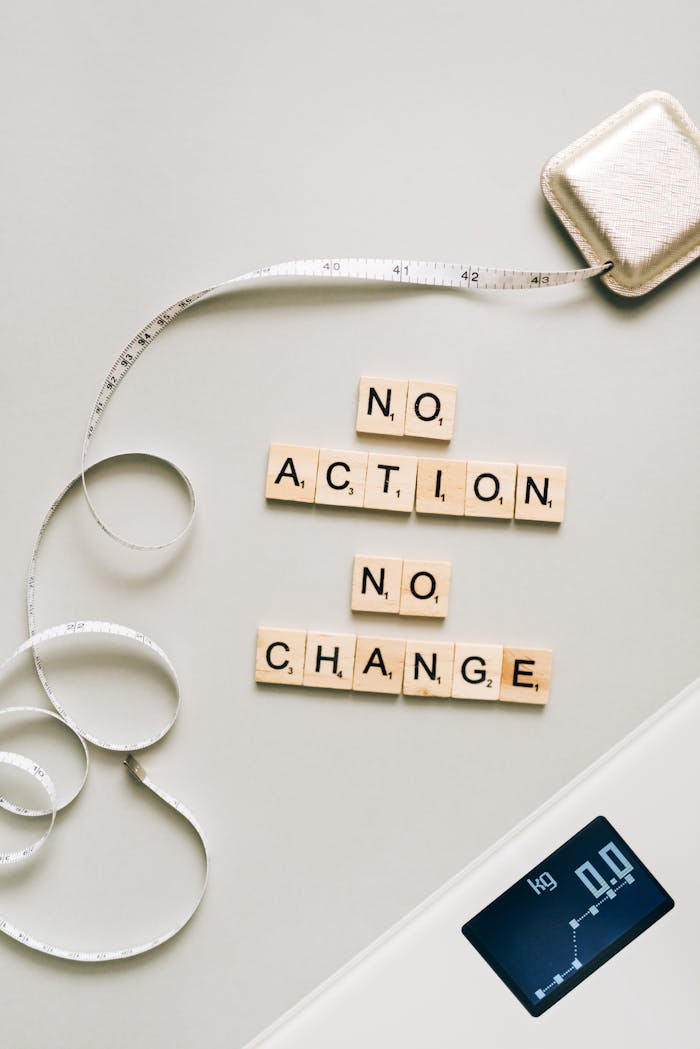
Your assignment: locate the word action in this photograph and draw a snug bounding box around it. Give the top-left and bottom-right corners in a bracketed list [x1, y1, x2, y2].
[351, 556, 451, 618]
[356, 376, 457, 441]
[265, 445, 566, 523]
[255, 628, 552, 703]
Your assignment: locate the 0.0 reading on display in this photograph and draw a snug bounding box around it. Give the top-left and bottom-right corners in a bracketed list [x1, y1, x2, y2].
[462, 816, 674, 1016]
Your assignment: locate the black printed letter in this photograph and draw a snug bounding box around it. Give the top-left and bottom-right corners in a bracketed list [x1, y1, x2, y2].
[474, 472, 500, 502]
[377, 463, 400, 493]
[512, 658, 535, 688]
[326, 461, 350, 490]
[266, 642, 290, 671]
[414, 651, 437, 680]
[409, 571, 437, 601]
[315, 646, 340, 674]
[363, 647, 388, 676]
[414, 392, 440, 422]
[362, 566, 385, 596]
[461, 656, 486, 684]
[525, 476, 549, 506]
[274, 457, 300, 486]
[368, 387, 391, 417]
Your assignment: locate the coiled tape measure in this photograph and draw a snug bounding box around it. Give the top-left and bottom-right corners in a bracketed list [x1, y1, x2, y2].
[4, 89, 699, 965]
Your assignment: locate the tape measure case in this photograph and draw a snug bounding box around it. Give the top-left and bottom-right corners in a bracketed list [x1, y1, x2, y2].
[541, 91, 700, 297]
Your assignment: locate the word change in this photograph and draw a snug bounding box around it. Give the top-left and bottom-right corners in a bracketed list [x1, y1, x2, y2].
[255, 628, 552, 703]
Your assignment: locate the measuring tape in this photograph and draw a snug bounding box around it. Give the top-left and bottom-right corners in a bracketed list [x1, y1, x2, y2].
[0, 624, 208, 961]
[1, 254, 610, 962]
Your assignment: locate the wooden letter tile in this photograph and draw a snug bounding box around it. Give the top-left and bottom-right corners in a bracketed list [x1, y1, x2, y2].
[515, 465, 567, 523]
[315, 449, 368, 508]
[353, 636, 406, 695]
[451, 643, 503, 700]
[255, 628, 307, 686]
[303, 632, 356, 691]
[399, 560, 451, 619]
[351, 555, 403, 614]
[363, 453, 418, 513]
[500, 647, 552, 704]
[356, 376, 408, 437]
[404, 381, 457, 441]
[402, 641, 454, 698]
[464, 461, 517, 519]
[415, 458, 467, 516]
[265, 444, 319, 504]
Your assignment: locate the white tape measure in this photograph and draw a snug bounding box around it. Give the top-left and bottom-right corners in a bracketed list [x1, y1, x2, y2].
[0, 625, 208, 961]
[1, 254, 610, 963]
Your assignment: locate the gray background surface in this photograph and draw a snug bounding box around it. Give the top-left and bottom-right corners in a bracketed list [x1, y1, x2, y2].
[1, 3, 699, 1046]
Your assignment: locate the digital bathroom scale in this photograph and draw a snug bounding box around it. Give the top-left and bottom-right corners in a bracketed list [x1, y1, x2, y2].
[244, 676, 698, 1047]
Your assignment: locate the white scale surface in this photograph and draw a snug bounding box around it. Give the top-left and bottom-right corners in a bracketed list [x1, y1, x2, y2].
[246, 676, 699, 1047]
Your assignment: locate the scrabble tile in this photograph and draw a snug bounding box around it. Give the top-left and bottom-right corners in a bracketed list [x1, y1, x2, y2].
[403, 641, 455, 698]
[255, 628, 307, 686]
[356, 376, 408, 436]
[265, 444, 319, 503]
[500, 647, 552, 704]
[303, 632, 357, 691]
[415, 458, 467, 516]
[399, 560, 451, 618]
[515, 465, 567, 523]
[353, 636, 406, 695]
[464, 461, 517, 519]
[404, 381, 457, 441]
[451, 643, 503, 700]
[315, 449, 368, 508]
[363, 453, 418, 513]
[351, 555, 403, 614]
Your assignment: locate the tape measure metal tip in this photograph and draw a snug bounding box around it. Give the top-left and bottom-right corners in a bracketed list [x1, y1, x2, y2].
[124, 754, 146, 783]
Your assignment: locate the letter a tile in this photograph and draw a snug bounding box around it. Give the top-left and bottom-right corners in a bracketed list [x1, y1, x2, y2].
[353, 636, 406, 695]
[265, 445, 319, 503]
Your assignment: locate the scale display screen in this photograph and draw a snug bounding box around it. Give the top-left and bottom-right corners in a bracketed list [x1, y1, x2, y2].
[462, 816, 674, 1016]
